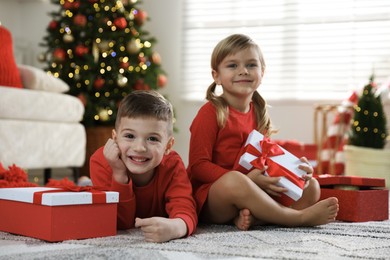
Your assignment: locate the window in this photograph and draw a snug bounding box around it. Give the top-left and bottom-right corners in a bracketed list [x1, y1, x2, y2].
[181, 0, 390, 100]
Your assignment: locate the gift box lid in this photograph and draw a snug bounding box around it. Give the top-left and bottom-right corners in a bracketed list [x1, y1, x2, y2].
[316, 175, 386, 188]
[0, 187, 119, 206]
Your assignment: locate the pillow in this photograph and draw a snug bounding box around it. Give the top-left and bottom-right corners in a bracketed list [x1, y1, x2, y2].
[17, 64, 70, 93]
[0, 26, 23, 88]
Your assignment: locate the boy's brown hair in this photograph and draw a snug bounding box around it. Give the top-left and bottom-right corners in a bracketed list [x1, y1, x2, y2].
[115, 90, 174, 135]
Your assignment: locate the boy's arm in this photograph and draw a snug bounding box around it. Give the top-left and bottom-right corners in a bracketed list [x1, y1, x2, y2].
[164, 153, 198, 236]
[90, 147, 136, 230]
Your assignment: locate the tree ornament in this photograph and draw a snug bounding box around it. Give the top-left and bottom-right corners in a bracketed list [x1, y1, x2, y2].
[97, 40, 110, 52]
[157, 74, 167, 87]
[63, 34, 74, 43]
[127, 38, 141, 54]
[53, 48, 66, 62]
[98, 108, 110, 122]
[120, 61, 129, 69]
[63, 0, 80, 10]
[114, 17, 127, 30]
[138, 54, 146, 63]
[93, 77, 105, 89]
[133, 79, 150, 90]
[134, 10, 147, 25]
[92, 42, 100, 63]
[75, 44, 89, 57]
[77, 93, 87, 107]
[117, 75, 128, 87]
[74, 14, 87, 27]
[151, 51, 161, 64]
[48, 20, 58, 30]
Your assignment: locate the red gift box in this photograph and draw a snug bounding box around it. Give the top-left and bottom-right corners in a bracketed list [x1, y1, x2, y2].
[234, 130, 306, 206]
[0, 187, 119, 242]
[316, 175, 389, 222]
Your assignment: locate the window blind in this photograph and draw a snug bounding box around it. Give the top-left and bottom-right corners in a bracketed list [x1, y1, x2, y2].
[181, 0, 390, 100]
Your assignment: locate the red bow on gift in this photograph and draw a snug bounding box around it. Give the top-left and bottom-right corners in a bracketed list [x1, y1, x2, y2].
[249, 137, 285, 170]
[246, 138, 305, 189]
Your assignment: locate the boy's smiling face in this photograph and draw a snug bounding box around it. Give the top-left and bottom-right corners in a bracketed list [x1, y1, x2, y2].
[113, 116, 174, 185]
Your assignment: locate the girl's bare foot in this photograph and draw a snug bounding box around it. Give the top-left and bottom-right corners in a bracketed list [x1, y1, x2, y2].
[234, 209, 254, 230]
[299, 197, 339, 226]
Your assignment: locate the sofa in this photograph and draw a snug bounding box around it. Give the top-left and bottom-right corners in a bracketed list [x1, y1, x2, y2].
[0, 25, 86, 183]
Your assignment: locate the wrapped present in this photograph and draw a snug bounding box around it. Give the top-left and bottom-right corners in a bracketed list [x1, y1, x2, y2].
[234, 130, 306, 206]
[0, 187, 119, 242]
[316, 175, 389, 222]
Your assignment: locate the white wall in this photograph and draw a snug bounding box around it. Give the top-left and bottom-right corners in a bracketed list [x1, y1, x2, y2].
[1, 0, 389, 166]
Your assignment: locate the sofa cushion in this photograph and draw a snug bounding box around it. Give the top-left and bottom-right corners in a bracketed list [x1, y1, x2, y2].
[0, 26, 23, 88]
[0, 120, 86, 169]
[18, 64, 70, 93]
[0, 87, 84, 123]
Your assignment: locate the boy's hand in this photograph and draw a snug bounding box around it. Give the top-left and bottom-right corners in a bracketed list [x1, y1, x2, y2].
[103, 138, 128, 184]
[135, 217, 187, 243]
[247, 168, 288, 197]
[298, 157, 313, 189]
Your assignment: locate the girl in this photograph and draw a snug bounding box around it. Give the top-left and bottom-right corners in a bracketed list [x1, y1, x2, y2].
[187, 34, 338, 230]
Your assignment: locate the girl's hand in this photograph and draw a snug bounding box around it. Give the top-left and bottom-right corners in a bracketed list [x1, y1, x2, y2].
[103, 138, 128, 184]
[135, 217, 187, 243]
[247, 168, 288, 197]
[298, 157, 313, 189]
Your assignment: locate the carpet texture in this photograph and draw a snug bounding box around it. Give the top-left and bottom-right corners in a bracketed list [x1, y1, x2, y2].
[1, 220, 390, 259]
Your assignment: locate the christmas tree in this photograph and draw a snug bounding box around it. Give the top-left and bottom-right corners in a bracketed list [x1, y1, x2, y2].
[349, 75, 388, 149]
[40, 0, 167, 126]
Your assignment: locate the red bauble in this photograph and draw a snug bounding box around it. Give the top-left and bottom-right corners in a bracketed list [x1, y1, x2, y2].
[120, 62, 129, 69]
[151, 52, 161, 65]
[133, 79, 150, 90]
[77, 93, 87, 107]
[114, 17, 127, 30]
[134, 10, 147, 25]
[48, 20, 58, 30]
[74, 14, 87, 27]
[63, 0, 80, 9]
[93, 77, 105, 89]
[157, 74, 167, 87]
[75, 45, 89, 57]
[53, 48, 66, 62]
[138, 55, 146, 63]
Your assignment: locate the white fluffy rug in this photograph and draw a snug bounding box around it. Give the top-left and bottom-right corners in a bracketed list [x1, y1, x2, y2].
[1, 220, 390, 259]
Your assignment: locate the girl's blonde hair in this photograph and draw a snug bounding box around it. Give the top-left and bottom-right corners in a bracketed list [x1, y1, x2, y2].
[206, 34, 274, 136]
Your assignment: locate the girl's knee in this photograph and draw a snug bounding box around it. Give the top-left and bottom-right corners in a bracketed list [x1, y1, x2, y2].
[215, 171, 253, 197]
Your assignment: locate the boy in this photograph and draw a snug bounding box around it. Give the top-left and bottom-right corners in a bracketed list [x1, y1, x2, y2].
[90, 90, 197, 243]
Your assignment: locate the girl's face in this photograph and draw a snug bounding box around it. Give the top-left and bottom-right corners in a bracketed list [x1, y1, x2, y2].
[113, 117, 174, 184]
[212, 47, 264, 102]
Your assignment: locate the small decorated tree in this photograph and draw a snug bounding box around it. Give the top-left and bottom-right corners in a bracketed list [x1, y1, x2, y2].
[348, 75, 388, 149]
[40, 0, 167, 127]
